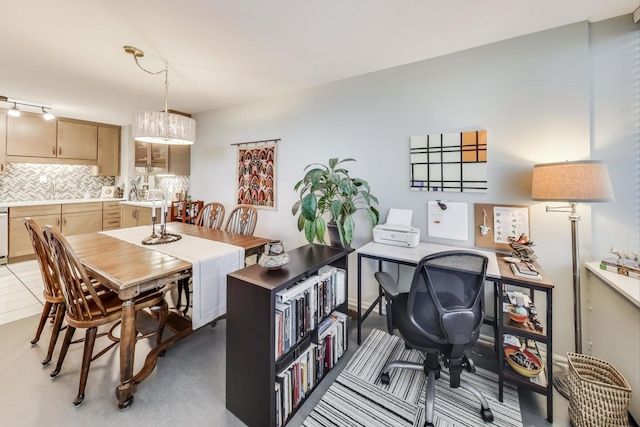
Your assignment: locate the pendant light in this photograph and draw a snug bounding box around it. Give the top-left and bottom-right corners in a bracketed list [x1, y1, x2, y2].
[124, 45, 196, 145]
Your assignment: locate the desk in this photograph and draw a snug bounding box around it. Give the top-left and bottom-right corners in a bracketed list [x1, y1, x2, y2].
[356, 241, 500, 345]
[356, 241, 555, 422]
[66, 223, 271, 409]
[496, 256, 554, 422]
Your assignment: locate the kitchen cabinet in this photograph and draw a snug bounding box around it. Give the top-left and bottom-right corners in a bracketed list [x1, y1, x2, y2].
[102, 201, 121, 230]
[6, 112, 58, 158]
[96, 126, 120, 176]
[135, 142, 168, 172]
[8, 202, 105, 262]
[121, 205, 153, 228]
[0, 111, 6, 174]
[4, 113, 120, 168]
[134, 142, 189, 175]
[56, 120, 98, 160]
[8, 204, 61, 260]
[168, 145, 190, 175]
[60, 202, 102, 235]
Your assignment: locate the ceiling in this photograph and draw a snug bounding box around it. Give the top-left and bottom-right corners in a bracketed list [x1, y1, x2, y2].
[1, 0, 637, 126]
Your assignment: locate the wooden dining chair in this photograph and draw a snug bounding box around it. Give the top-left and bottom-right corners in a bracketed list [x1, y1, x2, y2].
[43, 225, 170, 406]
[24, 218, 66, 366]
[224, 204, 258, 236]
[195, 202, 225, 229]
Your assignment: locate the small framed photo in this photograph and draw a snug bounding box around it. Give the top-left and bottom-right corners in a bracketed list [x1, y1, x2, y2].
[100, 186, 116, 198]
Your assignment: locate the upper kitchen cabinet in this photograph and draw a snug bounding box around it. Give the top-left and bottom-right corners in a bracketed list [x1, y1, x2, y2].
[135, 141, 168, 172]
[0, 112, 6, 174]
[6, 111, 57, 158]
[4, 113, 121, 173]
[56, 119, 98, 160]
[168, 145, 190, 175]
[134, 141, 190, 175]
[96, 126, 120, 176]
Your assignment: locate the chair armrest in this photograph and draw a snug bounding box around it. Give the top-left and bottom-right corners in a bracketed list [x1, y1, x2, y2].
[374, 272, 399, 298]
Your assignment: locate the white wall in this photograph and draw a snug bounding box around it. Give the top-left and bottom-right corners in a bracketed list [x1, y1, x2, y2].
[191, 17, 639, 359]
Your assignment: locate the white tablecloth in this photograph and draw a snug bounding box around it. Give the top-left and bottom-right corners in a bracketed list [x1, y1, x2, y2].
[101, 226, 245, 329]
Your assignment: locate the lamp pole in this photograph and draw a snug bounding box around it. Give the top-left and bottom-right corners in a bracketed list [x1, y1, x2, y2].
[568, 202, 582, 354]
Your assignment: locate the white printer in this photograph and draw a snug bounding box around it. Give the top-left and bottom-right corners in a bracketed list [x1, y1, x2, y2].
[373, 208, 420, 247]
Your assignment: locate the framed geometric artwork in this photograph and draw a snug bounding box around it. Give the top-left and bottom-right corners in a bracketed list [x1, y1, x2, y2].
[410, 130, 487, 193]
[235, 140, 278, 210]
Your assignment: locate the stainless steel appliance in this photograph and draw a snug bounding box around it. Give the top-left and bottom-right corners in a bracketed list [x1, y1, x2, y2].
[0, 207, 7, 265]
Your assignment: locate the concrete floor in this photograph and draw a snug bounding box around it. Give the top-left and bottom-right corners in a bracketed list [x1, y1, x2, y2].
[0, 310, 572, 426]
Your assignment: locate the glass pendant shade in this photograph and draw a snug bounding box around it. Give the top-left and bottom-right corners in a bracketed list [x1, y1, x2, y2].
[132, 111, 196, 145]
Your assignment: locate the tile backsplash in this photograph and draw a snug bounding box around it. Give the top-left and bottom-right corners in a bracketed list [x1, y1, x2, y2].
[0, 163, 115, 202]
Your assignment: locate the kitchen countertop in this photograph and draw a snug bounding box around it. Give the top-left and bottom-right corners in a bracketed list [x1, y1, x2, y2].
[119, 201, 156, 208]
[0, 198, 126, 209]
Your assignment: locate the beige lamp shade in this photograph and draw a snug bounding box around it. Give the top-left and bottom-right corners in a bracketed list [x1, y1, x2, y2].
[531, 160, 615, 202]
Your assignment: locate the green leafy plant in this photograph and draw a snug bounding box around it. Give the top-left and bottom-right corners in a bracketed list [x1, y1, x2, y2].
[292, 157, 379, 247]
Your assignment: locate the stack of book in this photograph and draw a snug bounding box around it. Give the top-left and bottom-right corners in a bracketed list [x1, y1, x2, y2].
[600, 257, 640, 279]
[274, 311, 348, 427]
[275, 343, 318, 427]
[274, 266, 346, 360]
[510, 261, 542, 280]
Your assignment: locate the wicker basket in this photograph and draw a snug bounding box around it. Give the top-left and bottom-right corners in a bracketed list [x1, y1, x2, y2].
[567, 352, 632, 427]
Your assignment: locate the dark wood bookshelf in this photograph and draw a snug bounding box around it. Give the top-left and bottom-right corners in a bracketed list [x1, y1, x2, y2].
[226, 243, 349, 427]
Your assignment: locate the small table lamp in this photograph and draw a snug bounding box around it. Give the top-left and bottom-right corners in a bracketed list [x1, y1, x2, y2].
[531, 160, 615, 397]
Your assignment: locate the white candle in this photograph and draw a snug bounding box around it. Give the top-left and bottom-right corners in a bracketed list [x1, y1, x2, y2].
[152, 199, 156, 219]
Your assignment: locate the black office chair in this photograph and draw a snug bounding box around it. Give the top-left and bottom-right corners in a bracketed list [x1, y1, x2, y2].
[375, 250, 493, 427]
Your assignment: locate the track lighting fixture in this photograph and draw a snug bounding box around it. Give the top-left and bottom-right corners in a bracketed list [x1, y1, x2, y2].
[8, 102, 20, 117]
[42, 107, 55, 121]
[1, 96, 55, 120]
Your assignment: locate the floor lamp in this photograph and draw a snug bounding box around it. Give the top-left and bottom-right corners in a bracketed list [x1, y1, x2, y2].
[531, 160, 615, 398]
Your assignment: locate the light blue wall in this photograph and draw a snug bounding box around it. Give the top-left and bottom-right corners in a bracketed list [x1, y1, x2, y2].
[590, 15, 639, 259]
[191, 17, 639, 357]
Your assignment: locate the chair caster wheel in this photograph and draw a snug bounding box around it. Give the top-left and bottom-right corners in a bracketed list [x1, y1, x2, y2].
[466, 358, 476, 373]
[380, 372, 391, 385]
[480, 408, 493, 422]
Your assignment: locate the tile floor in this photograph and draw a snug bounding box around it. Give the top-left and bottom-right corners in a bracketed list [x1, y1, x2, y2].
[0, 260, 45, 326]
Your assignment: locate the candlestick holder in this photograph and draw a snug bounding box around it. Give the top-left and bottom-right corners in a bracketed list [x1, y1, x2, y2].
[142, 217, 181, 245]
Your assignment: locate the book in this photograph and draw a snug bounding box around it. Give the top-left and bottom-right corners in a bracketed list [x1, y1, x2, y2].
[600, 258, 640, 279]
[510, 262, 542, 280]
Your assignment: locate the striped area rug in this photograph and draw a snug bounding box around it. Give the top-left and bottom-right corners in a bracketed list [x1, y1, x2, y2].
[303, 329, 522, 427]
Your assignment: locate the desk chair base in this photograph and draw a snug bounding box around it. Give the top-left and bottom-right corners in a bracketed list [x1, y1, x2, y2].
[380, 354, 493, 427]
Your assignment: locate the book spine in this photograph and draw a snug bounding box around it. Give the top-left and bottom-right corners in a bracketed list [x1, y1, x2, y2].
[599, 262, 640, 279]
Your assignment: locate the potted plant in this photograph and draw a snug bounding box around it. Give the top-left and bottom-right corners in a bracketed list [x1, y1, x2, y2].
[292, 157, 379, 248]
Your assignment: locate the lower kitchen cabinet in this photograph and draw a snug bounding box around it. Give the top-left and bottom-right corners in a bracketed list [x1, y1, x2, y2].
[8, 202, 104, 262]
[120, 205, 153, 228]
[60, 202, 102, 235]
[8, 205, 61, 260]
[102, 201, 121, 230]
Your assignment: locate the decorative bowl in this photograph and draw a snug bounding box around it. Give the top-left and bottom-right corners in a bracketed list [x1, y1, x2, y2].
[258, 253, 290, 270]
[507, 305, 529, 323]
[504, 345, 543, 378]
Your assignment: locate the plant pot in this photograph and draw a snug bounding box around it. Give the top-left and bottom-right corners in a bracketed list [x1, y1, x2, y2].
[327, 222, 349, 250]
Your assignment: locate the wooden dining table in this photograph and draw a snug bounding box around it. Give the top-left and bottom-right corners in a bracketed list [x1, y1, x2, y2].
[65, 222, 271, 409]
